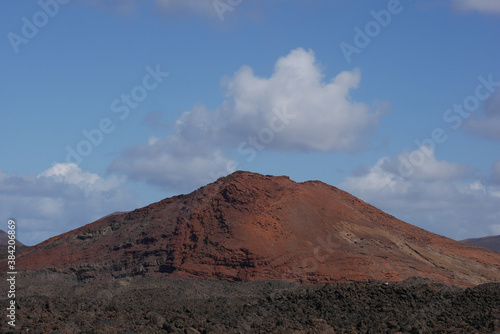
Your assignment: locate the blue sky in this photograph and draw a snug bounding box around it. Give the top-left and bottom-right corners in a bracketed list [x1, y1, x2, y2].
[1, 0, 500, 245]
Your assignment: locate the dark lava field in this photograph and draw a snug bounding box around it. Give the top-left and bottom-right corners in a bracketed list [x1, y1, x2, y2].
[2, 274, 499, 333]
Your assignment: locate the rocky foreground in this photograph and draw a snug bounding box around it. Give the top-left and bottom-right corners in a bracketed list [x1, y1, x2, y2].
[1, 274, 499, 333]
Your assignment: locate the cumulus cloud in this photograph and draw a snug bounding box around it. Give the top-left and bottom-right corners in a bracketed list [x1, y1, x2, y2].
[218, 48, 387, 151]
[452, 0, 500, 14]
[464, 89, 500, 140]
[379, 146, 468, 181]
[339, 150, 500, 240]
[109, 104, 232, 191]
[108, 135, 231, 192]
[0, 164, 136, 246]
[109, 48, 386, 191]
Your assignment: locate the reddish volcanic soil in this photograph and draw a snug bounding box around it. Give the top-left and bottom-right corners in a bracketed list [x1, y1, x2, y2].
[7, 171, 500, 287]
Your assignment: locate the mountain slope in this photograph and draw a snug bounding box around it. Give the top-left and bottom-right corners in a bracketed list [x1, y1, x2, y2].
[461, 235, 500, 253]
[7, 171, 500, 287]
[0, 229, 29, 255]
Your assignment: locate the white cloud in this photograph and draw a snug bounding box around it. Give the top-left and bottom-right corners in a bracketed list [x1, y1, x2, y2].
[39, 163, 125, 195]
[0, 163, 136, 245]
[109, 104, 232, 191]
[379, 146, 468, 181]
[109, 48, 386, 192]
[339, 151, 500, 240]
[108, 134, 231, 193]
[452, 0, 500, 14]
[218, 48, 387, 151]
